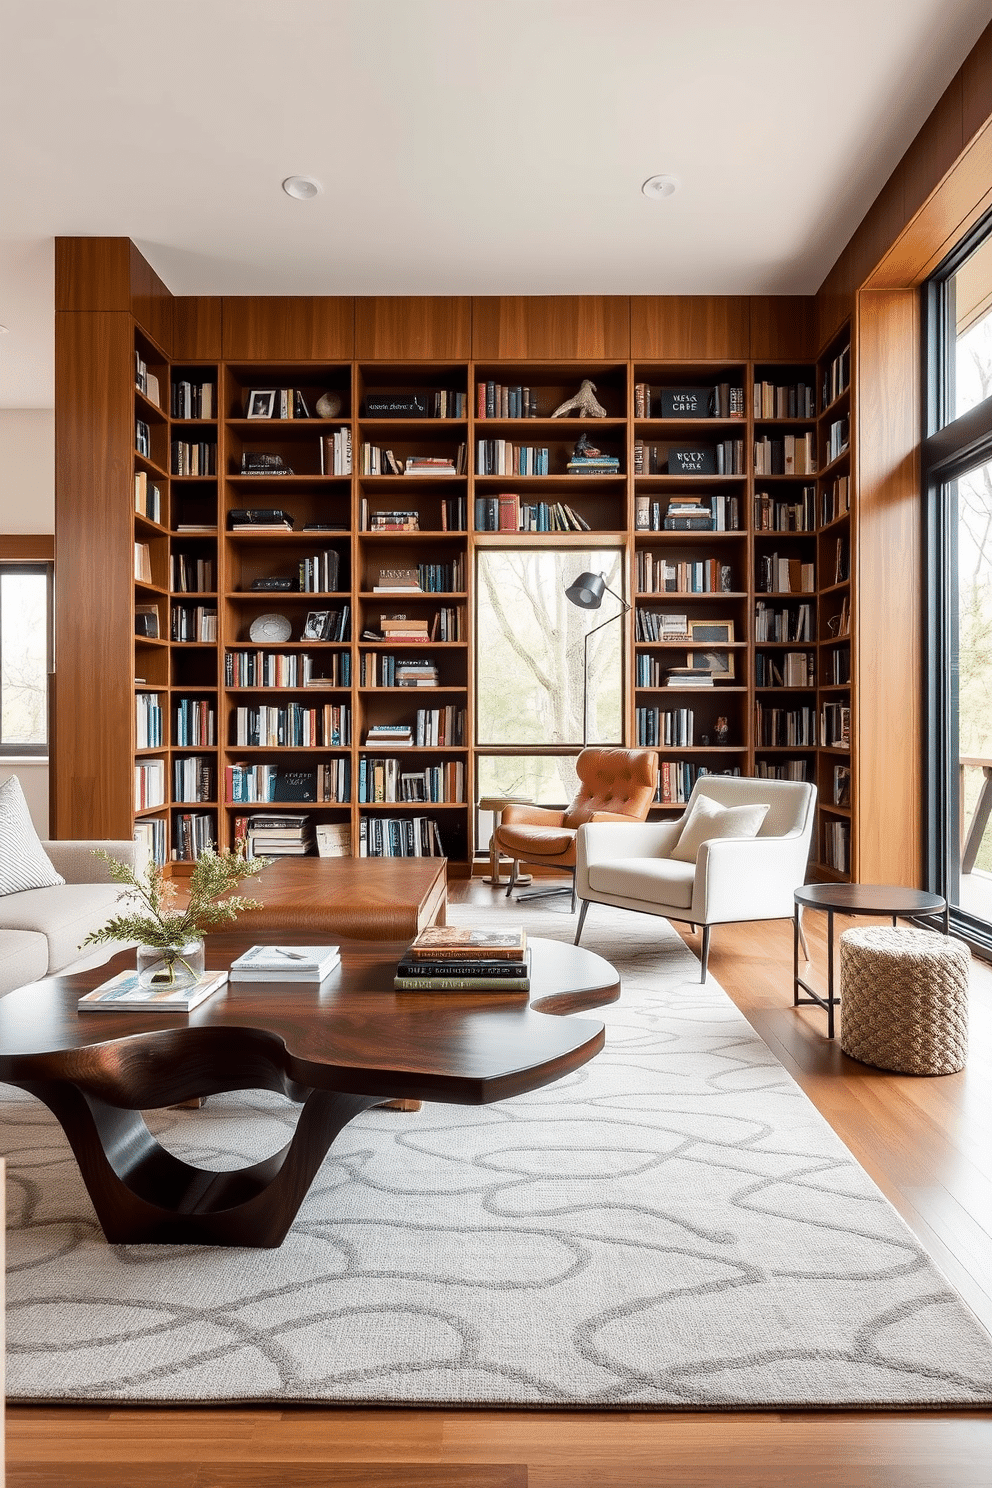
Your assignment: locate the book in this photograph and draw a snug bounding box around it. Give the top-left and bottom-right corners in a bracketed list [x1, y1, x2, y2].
[394, 973, 529, 993]
[79, 969, 228, 1012]
[405, 926, 527, 961]
[228, 944, 341, 982]
[396, 952, 531, 980]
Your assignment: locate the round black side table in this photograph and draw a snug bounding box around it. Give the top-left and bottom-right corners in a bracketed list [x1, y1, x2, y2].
[793, 883, 949, 1039]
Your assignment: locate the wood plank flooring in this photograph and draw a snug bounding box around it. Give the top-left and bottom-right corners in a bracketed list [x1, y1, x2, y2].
[6, 879, 992, 1486]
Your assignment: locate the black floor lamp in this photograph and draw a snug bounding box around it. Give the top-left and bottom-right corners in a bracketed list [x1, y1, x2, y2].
[564, 570, 630, 745]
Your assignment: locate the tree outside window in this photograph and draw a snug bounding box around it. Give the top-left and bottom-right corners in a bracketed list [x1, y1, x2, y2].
[0, 565, 50, 753]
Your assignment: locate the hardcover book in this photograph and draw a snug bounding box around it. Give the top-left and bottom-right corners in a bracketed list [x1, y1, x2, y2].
[79, 969, 228, 1012]
[406, 926, 527, 960]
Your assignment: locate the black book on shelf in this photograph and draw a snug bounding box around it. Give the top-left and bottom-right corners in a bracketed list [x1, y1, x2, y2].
[272, 771, 318, 803]
[228, 508, 293, 527]
[363, 393, 429, 418]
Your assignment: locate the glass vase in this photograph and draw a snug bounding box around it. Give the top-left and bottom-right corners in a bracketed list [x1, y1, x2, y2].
[136, 938, 205, 990]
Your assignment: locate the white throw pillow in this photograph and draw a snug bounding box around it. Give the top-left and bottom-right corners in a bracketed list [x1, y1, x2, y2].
[0, 774, 65, 895]
[670, 794, 770, 864]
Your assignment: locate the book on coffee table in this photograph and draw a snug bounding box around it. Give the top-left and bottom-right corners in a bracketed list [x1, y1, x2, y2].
[394, 948, 531, 994]
[405, 926, 527, 960]
[79, 969, 229, 1012]
[228, 945, 341, 982]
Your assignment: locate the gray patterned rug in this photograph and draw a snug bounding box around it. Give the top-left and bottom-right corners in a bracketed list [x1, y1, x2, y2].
[4, 900, 992, 1407]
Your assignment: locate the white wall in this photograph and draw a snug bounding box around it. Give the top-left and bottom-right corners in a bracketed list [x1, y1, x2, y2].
[1, 409, 55, 833]
[0, 409, 54, 530]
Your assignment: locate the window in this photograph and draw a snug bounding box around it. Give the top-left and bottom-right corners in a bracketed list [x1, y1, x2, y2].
[0, 564, 51, 755]
[924, 209, 992, 944]
[475, 547, 625, 813]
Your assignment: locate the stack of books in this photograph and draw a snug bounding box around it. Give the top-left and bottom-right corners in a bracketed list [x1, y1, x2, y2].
[380, 616, 432, 643]
[365, 723, 413, 747]
[240, 452, 293, 476]
[229, 944, 340, 983]
[404, 453, 464, 477]
[229, 508, 294, 531]
[395, 659, 439, 686]
[665, 667, 714, 688]
[664, 496, 713, 531]
[237, 812, 314, 857]
[79, 968, 229, 1013]
[393, 926, 531, 994]
[565, 453, 620, 476]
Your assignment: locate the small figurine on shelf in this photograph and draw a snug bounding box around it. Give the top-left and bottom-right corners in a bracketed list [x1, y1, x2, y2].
[572, 431, 602, 459]
[552, 379, 608, 418]
[714, 717, 729, 746]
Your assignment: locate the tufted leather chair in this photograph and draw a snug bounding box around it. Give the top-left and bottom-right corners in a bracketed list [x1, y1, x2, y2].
[495, 748, 659, 912]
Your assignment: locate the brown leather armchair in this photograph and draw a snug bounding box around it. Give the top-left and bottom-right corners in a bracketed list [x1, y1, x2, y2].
[495, 747, 659, 912]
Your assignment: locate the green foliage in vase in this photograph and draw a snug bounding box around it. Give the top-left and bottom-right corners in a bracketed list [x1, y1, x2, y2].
[81, 845, 270, 951]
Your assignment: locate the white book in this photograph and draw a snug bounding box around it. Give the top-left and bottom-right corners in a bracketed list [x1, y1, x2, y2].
[79, 969, 228, 1012]
[228, 944, 341, 982]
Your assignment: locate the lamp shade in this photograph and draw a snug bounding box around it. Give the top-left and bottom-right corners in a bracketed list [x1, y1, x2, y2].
[564, 571, 606, 609]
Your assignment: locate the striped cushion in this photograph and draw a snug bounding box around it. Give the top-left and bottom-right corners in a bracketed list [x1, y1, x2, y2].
[0, 775, 64, 896]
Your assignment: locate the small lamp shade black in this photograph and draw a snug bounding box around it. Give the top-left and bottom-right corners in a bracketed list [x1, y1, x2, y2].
[564, 571, 605, 609]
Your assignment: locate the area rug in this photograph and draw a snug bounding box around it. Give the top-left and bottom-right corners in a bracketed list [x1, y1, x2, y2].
[3, 901, 992, 1408]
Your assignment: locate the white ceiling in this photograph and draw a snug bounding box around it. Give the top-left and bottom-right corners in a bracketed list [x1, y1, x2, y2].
[1, 0, 990, 408]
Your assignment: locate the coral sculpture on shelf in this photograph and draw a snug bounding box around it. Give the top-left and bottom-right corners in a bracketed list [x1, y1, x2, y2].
[551, 379, 608, 418]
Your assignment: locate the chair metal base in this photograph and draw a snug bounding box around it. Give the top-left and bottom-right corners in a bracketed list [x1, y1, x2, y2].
[506, 862, 577, 913]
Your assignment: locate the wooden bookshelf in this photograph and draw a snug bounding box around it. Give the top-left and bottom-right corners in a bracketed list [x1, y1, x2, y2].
[53, 242, 859, 880]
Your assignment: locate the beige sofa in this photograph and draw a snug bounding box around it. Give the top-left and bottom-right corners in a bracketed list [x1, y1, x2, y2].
[0, 840, 136, 997]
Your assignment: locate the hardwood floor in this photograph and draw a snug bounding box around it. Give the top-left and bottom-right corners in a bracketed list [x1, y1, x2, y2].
[6, 878, 992, 1486]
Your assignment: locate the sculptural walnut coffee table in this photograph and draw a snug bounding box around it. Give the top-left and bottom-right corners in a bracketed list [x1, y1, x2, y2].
[0, 934, 617, 1248]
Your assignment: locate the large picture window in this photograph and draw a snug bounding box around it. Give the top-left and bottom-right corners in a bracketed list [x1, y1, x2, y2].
[0, 563, 50, 755]
[475, 547, 624, 809]
[925, 209, 992, 944]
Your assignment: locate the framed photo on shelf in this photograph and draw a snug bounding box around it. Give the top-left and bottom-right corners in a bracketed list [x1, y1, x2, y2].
[246, 390, 276, 420]
[688, 619, 734, 678]
[302, 610, 332, 641]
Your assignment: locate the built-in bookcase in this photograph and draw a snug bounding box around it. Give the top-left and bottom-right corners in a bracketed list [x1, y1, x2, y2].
[61, 257, 856, 881]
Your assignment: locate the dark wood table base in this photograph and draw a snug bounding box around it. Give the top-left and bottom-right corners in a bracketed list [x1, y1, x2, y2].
[1, 936, 618, 1247]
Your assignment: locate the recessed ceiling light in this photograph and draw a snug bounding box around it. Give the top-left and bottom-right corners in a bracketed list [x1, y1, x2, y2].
[282, 175, 322, 200]
[642, 174, 680, 200]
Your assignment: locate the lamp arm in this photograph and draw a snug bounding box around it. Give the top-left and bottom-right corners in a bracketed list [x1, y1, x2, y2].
[581, 595, 630, 747]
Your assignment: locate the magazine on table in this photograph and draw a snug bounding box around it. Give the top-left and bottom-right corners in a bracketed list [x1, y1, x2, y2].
[228, 945, 341, 982]
[78, 969, 229, 1012]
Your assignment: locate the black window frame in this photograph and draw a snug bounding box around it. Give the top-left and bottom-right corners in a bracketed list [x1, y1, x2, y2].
[922, 203, 992, 950]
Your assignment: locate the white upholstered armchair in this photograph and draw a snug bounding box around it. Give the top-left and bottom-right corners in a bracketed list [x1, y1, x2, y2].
[574, 776, 816, 980]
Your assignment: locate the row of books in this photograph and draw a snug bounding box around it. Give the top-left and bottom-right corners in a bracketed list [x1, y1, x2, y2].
[297, 548, 342, 592]
[828, 647, 852, 684]
[174, 755, 214, 804]
[821, 702, 851, 748]
[172, 440, 217, 477]
[172, 553, 215, 593]
[394, 926, 529, 994]
[173, 812, 216, 861]
[134, 471, 163, 523]
[636, 495, 741, 532]
[134, 356, 160, 407]
[635, 707, 702, 747]
[754, 651, 815, 688]
[756, 555, 815, 595]
[134, 542, 154, 585]
[822, 476, 851, 525]
[358, 816, 445, 858]
[753, 487, 816, 532]
[476, 441, 550, 476]
[755, 702, 816, 747]
[365, 508, 419, 530]
[319, 431, 353, 476]
[823, 347, 851, 409]
[753, 381, 815, 419]
[635, 609, 691, 643]
[363, 707, 465, 747]
[636, 553, 734, 594]
[753, 434, 815, 476]
[357, 757, 465, 804]
[134, 760, 166, 811]
[753, 601, 813, 643]
[634, 384, 744, 419]
[477, 383, 540, 419]
[133, 818, 167, 869]
[359, 654, 440, 687]
[232, 703, 351, 748]
[754, 759, 812, 782]
[175, 698, 216, 747]
[655, 763, 741, 805]
[823, 818, 851, 872]
[136, 692, 164, 748]
[225, 648, 349, 688]
[171, 604, 217, 643]
[825, 418, 850, 464]
[173, 378, 214, 420]
[360, 446, 468, 476]
[473, 494, 592, 532]
[226, 761, 350, 803]
[136, 419, 152, 458]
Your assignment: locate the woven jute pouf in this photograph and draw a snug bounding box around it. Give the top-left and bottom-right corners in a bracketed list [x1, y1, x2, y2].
[840, 925, 970, 1074]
